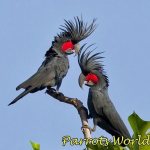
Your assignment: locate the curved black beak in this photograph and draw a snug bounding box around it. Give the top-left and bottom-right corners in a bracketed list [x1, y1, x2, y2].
[78, 73, 85, 88]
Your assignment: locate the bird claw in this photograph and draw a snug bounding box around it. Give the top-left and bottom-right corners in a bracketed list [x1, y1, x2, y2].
[46, 87, 59, 93]
[87, 114, 92, 119]
[55, 90, 60, 94]
[49, 88, 57, 92]
[81, 125, 96, 133]
[51, 88, 64, 96]
[46, 88, 57, 95]
[91, 125, 96, 132]
[81, 125, 90, 132]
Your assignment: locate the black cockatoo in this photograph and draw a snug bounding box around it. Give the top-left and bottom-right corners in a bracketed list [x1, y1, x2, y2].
[78, 45, 131, 141]
[9, 17, 96, 106]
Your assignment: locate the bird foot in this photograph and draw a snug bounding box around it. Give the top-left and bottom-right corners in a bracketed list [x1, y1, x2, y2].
[87, 114, 92, 119]
[46, 87, 56, 92]
[91, 125, 96, 132]
[46, 88, 62, 95]
[55, 90, 60, 94]
[81, 125, 96, 133]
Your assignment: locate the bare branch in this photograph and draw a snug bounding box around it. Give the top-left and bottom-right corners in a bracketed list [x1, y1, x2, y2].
[46, 88, 91, 139]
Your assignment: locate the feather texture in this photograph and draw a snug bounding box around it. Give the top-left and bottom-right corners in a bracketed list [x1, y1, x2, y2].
[59, 16, 97, 44]
[10, 17, 96, 105]
[78, 45, 131, 143]
[78, 44, 109, 86]
[45, 17, 96, 57]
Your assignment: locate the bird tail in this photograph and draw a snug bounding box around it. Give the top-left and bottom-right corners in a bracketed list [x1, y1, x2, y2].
[8, 87, 34, 106]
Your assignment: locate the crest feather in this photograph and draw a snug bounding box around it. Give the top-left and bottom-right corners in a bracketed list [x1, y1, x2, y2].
[59, 16, 97, 44]
[78, 44, 109, 86]
[45, 17, 96, 57]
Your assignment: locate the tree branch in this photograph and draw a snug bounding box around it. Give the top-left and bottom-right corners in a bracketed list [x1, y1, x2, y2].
[46, 88, 91, 139]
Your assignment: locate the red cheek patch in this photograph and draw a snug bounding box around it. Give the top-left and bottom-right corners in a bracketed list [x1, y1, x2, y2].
[85, 73, 99, 84]
[61, 41, 74, 52]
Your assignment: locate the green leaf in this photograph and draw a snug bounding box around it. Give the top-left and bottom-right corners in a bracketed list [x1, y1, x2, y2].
[128, 112, 150, 150]
[30, 141, 40, 150]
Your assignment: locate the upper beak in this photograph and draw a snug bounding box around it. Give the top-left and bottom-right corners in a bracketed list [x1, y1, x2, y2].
[78, 73, 85, 88]
[74, 43, 80, 56]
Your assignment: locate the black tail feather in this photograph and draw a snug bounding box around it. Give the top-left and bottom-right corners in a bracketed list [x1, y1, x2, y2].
[8, 88, 33, 106]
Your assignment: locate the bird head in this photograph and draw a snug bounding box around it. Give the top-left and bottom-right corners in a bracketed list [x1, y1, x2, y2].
[78, 44, 109, 88]
[61, 40, 75, 55]
[78, 72, 99, 88]
[45, 17, 96, 57]
[59, 16, 96, 56]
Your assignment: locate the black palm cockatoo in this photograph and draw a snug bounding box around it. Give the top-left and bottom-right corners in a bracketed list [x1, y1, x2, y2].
[78, 45, 131, 141]
[9, 17, 96, 106]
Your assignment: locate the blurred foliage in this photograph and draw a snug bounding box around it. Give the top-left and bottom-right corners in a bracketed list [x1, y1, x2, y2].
[30, 141, 40, 150]
[86, 112, 150, 150]
[128, 112, 150, 150]
[30, 112, 150, 150]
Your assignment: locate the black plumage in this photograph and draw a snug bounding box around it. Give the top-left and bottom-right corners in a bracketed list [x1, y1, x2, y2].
[9, 17, 96, 106]
[78, 45, 131, 141]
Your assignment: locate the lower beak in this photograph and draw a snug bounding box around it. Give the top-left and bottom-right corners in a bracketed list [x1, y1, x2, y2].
[66, 50, 74, 55]
[85, 81, 94, 86]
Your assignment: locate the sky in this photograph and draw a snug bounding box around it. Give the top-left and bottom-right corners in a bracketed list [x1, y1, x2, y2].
[1, 0, 150, 150]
